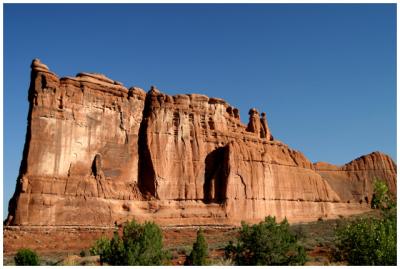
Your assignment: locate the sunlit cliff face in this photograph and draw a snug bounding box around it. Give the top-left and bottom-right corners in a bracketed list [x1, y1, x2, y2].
[5, 59, 397, 227]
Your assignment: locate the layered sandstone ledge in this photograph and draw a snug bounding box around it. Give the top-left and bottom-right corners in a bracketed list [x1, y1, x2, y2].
[5, 59, 396, 226]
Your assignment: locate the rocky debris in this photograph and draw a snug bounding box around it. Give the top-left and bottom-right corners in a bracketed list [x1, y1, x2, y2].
[5, 59, 396, 227]
[57, 255, 99, 266]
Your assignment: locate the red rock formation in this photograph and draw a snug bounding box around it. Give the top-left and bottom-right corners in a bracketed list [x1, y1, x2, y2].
[315, 151, 397, 205]
[5, 59, 397, 226]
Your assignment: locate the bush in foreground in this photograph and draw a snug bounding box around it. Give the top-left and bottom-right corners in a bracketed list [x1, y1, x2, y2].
[91, 220, 170, 265]
[185, 228, 209, 265]
[335, 216, 396, 265]
[225, 216, 307, 265]
[14, 248, 39, 266]
[89, 236, 112, 264]
[334, 179, 396, 265]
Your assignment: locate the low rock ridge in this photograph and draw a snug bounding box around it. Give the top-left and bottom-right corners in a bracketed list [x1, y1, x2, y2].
[5, 59, 396, 226]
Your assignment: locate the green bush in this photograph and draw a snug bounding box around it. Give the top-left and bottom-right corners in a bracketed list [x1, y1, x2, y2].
[371, 179, 395, 210]
[89, 236, 111, 262]
[14, 248, 39, 266]
[335, 216, 396, 265]
[186, 228, 209, 265]
[91, 220, 170, 265]
[225, 216, 307, 265]
[335, 179, 396, 265]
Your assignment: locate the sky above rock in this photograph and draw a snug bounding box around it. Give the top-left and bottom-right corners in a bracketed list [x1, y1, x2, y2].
[3, 4, 396, 219]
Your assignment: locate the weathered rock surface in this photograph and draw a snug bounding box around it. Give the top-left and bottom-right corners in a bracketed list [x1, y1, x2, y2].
[5, 59, 397, 226]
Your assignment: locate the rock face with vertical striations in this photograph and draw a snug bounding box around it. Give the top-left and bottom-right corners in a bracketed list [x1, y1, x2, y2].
[5, 59, 397, 226]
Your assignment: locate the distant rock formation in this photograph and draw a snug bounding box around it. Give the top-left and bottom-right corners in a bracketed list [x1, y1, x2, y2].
[5, 59, 397, 226]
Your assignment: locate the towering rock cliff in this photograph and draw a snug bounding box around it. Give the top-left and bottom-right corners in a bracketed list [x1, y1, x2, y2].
[5, 59, 397, 226]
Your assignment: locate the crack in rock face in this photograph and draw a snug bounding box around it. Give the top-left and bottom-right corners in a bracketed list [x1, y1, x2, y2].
[4, 59, 397, 227]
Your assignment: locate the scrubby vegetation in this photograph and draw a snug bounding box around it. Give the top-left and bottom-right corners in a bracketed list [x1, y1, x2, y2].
[224, 216, 307, 265]
[89, 236, 111, 259]
[371, 179, 395, 210]
[14, 248, 40, 266]
[90, 220, 171, 265]
[7, 179, 395, 266]
[334, 179, 396, 265]
[185, 228, 209, 265]
[334, 215, 396, 265]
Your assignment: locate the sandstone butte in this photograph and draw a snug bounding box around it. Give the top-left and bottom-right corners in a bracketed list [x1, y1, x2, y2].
[5, 59, 397, 227]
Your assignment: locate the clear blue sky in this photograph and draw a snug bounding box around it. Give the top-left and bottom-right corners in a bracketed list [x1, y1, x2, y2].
[3, 4, 396, 219]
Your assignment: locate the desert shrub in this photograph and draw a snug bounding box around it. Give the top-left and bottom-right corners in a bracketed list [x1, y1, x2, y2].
[59, 255, 79, 266]
[92, 220, 170, 265]
[335, 179, 396, 265]
[335, 216, 396, 265]
[89, 236, 111, 261]
[14, 248, 39, 266]
[225, 216, 307, 265]
[123, 220, 168, 265]
[185, 228, 209, 265]
[107, 231, 125, 265]
[176, 245, 191, 256]
[371, 179, 395, 211]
